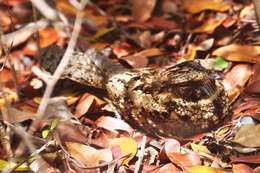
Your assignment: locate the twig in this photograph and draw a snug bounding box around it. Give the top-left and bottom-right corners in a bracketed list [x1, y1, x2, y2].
[30, 0, 58, 21]
[1, 19, 48, 48]
[31, 3, 41, 66]
[134, 136, 147, 173]
[6, 140, 55, 173]
[0, 23, 20, 101]
[32, 0, 88, 125]
[32, 66, 53, 84]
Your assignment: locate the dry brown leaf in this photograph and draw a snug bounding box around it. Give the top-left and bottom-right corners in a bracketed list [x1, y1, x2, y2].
[96, 116, 133, 134]
[23, 39, 38, 55]
[121, 55, 148, 68]
[222, 64, 252, 104]
[232, 164, 254, 173]
[2, 0, 29, 6]
[246, 62, 260, 93]
[112, 42, 134, 58]
[197, 38, 214, 51]
[75, 93, 105, 117]
[167, 151, 201, 167]
[54, 0, 108, 27]
[109, 137, 137, 165]
[233, 124, 260, 148]
[212, 44, 260, 63]
[130, 163, 183, 173]
[124, 16, 179, 30]
[66, 142, 112, 167]
[184, 0, 230, 14]
[135, 48, 164, 57]
[56, 121, 91, 145]
[189, 13, 227, 33]
[132, 0, 157, 22]
[186, 166, 228, 173]
[160, 139, 181, 161]
[39, 27, 59, 48]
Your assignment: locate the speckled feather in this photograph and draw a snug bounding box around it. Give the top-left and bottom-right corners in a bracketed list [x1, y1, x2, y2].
[41, 46, 229, 138]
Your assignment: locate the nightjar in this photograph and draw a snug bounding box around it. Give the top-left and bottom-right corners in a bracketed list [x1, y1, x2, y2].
[41, 46, 229, 138]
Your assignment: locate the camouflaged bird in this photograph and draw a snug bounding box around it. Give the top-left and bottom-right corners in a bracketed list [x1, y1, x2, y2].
[41, 45, 229, 138]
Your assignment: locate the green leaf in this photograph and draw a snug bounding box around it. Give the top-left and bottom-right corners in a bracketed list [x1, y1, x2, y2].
[42, 129, 50, 138]
[213, 57, 229, 71]
[50, 117, 60, 130]
[0, 159, 29, 171]
[94, 27, 115, 39]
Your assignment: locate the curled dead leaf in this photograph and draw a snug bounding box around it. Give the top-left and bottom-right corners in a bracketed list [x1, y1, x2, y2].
[184, 0, 230, 14]
[96, 116, 133, 134]
[189, 13, 227, 33]
[222, 64, 252, 104]
[213, 44, 260, 63]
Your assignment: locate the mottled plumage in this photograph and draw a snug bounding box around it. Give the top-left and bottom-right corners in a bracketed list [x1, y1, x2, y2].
[41, 46, 229, 138]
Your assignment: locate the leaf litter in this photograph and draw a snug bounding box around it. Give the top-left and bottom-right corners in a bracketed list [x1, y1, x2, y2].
[1, 0, 260, 172]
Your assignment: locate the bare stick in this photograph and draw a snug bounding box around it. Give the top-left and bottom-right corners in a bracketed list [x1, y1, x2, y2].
[134, 136, 147, 173]
[30, 0, 88, 132]
[30, 0, 58, 21]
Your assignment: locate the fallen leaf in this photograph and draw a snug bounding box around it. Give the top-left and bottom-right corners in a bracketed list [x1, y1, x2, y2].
[222, 64, 252, 104]
[233, 124, 260, 147]
[135, 48, 164, 57]
[212, 57, 229, 71]
[246, 62, 260, 93]
[132, 0, 157, 22]
[167, 151, 201, 167]
[186, 165, 228, 173]
[54, 0, 108, 27]
[129, 163, 183, 173]
[121, 55, 148, 68]
[232, 164, 254, 173]
[109, 137, 137, 165]
[189, 13, 227, 33]
[96, 116, 133, 135]
[124, 16, 179, 30]
[160, 139, 181, 161]
[212, 44, 260, 63]
[112, 42, 134, 58]
[66, 142, 112, 167]
[0, 159, 29, 171]
[184, 0, 230, 14]
[75, 93, 105, 117]
[197, 38, 215, 51]
[39, 27, 59, 48]
[1, 0, 29, 6]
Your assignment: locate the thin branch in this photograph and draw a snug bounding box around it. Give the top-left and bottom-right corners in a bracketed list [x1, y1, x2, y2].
[30, 0, 58, 21]
[30, 0, 88, 132]
[32, 66, 53, 84]
[134, 136, 147, 173]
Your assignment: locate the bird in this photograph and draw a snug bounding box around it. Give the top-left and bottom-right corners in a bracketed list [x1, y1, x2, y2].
[40, 45, 229, 138]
